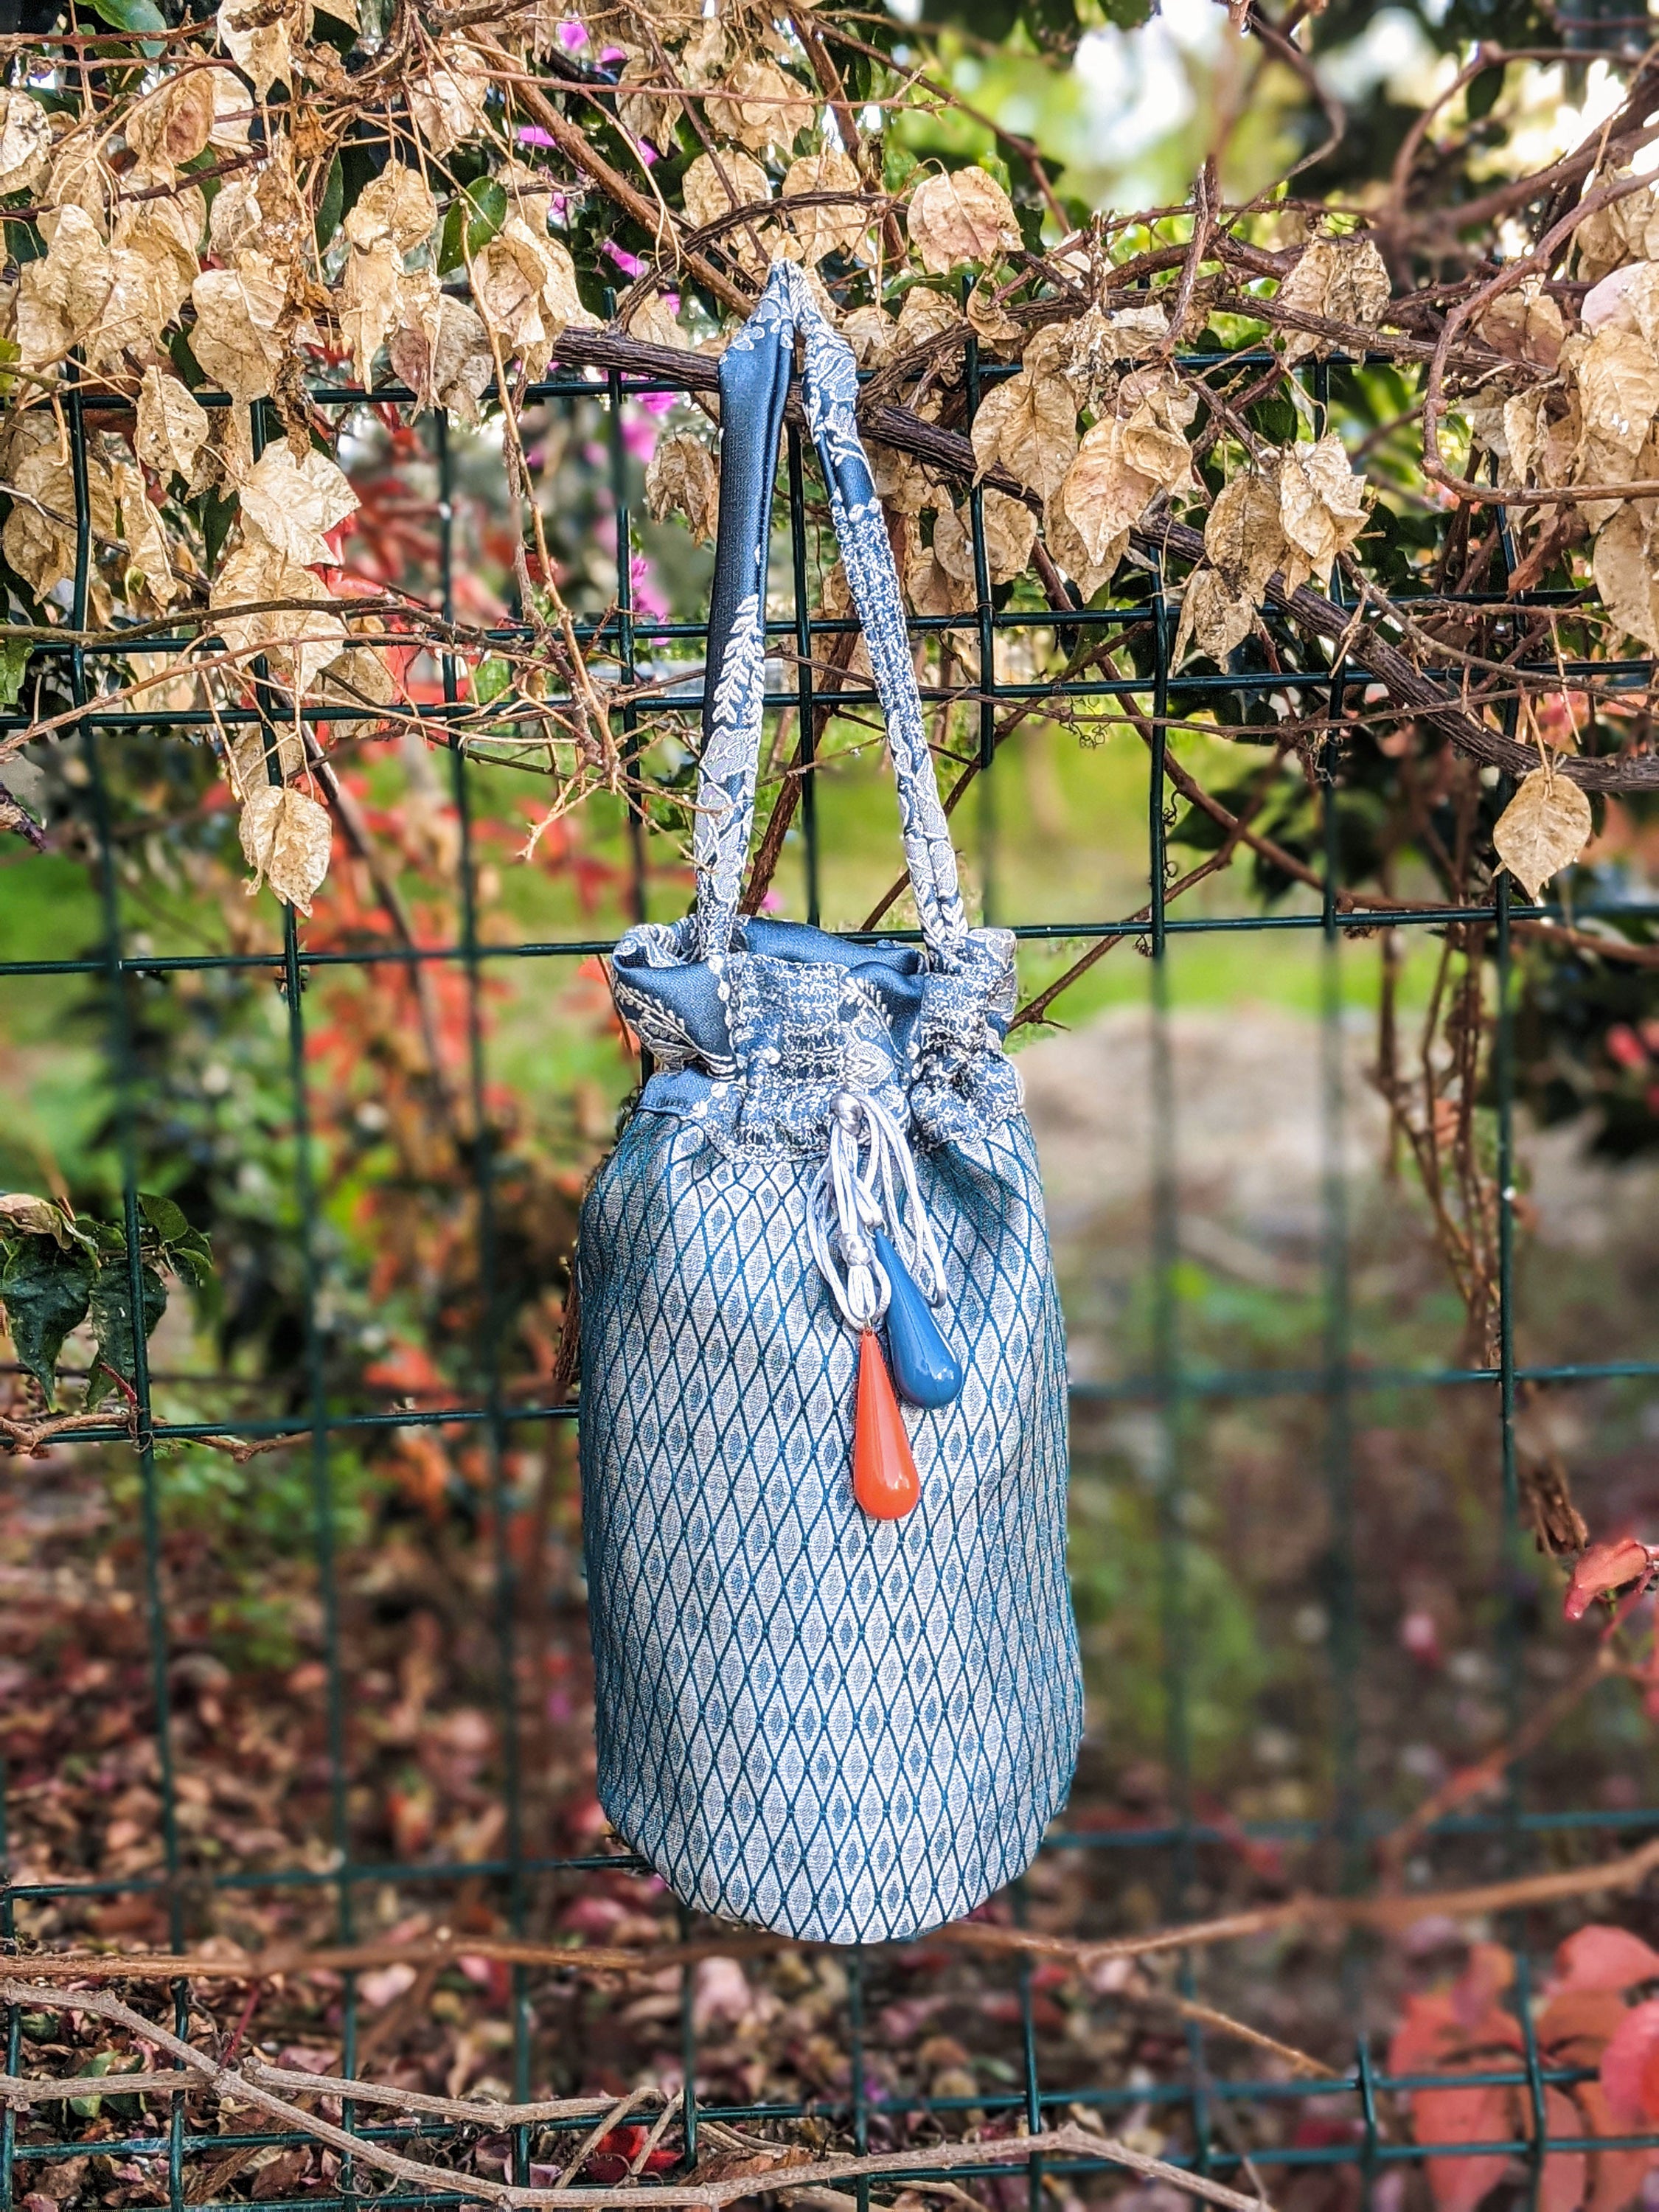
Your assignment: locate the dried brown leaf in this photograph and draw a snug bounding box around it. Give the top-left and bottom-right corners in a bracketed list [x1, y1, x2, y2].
[136, 368, 211, 486]
[2, 445, 114, 599]
[127, 71, 217, 182]
[1592, 504, 1659, 654]
[645, 434, 720, 544]
[1205, 466, 1285, 599]
[218, 0, 304, 99]
[1043, 494, 1118, 599]
[1492, 767, 1593, 902]
[1478, 283, 1565, 371]
[1057, 417, 1158, 568]
[682, 148, 773, 234]
[839, 303, 891, 365]
[616, 55, 680, 150]
[16, 207, 114, 372]
[1571, 324, 1659, 456]
[964, 279, 1021, 346]
[239, 782, 333, 915]
[408, 39, 492, 157]
[1277, 233, 1391, 363]
[1105, 302, 1172, 358]
[904, 532, 974, 618]
[240, 446, 358, 569]
[931, 491, 1035, 587]
[113, 459, 180, 612]
[212, 537, 346, 695]
[1576, 172, 1659, 284]
[706, 58, 812, 153]
[229, 722, 305, 791]
[969, 366, 1077, 504]
[471, 218, 591, 378]
[338, 240, 403, 392]
[400, 296, 493, 425]
[314, 641, 397, 712]
[0, 91, 52, 199]
[190, 262, 290, 405]
[344, 163, 438, 257]
[905, 165, 1021, 275]
[1175, 566, 1257, 662]
[780, 149, 866, 265]
[1278, 433, 1369, 592]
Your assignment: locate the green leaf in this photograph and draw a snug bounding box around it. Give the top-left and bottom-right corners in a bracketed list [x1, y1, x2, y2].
[1, 1238, 94, 1406]
[85, 1254, 167, 1407]
[69, 2051, 129, 2121]
[167, 326, 205, 390]
[1467, 61, 1504, 121]
[883, 143, 919, 195]
[473, 656, 513, 706]
[464, 178, 508, 257]
[315, 156, 344, 251]
[167, 1225, 214, 1290]
[0, 634, 32, 712]
[86, 0, 167, 54]
[88, 0, 167, 26]
[138, 1190, 191, 1243]
[437, 201, 464, 276]
[199, 486, 238, 569]
[441, 178, 508, 273]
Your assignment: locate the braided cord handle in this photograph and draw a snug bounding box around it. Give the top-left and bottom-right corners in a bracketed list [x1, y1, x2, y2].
[692, 259, 970, 969]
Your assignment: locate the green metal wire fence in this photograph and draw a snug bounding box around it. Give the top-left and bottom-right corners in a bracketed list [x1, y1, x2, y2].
[3, 324, 1658, 2212]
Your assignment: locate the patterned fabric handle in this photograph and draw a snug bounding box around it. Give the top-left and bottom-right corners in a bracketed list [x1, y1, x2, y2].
[694, 259, 970, 970]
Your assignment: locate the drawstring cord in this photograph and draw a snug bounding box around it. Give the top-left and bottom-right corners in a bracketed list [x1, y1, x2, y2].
[807, 1091, 949, 1332]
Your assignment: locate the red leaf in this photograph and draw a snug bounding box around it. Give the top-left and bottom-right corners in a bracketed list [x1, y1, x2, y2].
[1554, 1927, 1659, 1996]
[1577, 2079, 1659, 2212]
[1538, 1987, 1629, 2059]
[1565, 1539, 1658, 1622]
[1537, 2087, 1588, 2212]
[1412, 2083, 1514, 2212]
[1600, 2000, 1659, 2125]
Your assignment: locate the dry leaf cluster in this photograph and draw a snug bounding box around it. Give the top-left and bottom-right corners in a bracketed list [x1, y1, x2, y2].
[1, 0, 1655, 922]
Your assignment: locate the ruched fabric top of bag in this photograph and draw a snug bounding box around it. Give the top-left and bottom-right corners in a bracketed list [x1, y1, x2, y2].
[580, 260, 1082, 1945]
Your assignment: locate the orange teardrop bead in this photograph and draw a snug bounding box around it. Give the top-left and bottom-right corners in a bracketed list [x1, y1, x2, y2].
[852, 1328, 920, 1520]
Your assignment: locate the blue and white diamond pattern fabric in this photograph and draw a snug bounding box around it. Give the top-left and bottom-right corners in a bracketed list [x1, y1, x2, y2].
[579, 260, 1082, 1944]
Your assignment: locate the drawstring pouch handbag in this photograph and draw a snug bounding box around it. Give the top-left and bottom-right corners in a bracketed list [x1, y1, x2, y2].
[579, 258, 1082, 1945]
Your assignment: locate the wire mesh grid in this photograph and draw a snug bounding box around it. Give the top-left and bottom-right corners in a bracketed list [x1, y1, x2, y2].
[4, 320, 1659, 2212]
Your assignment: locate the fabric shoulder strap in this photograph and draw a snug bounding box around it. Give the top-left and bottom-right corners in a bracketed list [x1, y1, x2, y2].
[693, 258, 969, 970]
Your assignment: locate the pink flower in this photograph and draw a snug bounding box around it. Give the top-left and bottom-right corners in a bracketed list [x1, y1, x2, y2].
[622, 411, 658, 459]
[602, 240, 646, 278]
[516, 125, 555, 149]
[557, 16, 588, 47]
[630, 553, 668, 619]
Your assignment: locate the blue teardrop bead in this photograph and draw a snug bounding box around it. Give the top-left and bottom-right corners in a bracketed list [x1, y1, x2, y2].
[874, 1231, 962, 1409]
